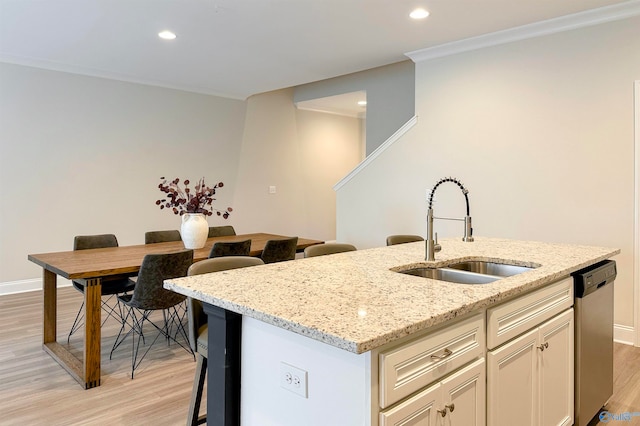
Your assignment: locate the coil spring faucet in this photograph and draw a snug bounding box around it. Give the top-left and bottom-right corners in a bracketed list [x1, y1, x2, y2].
[426, 177, 474, 261]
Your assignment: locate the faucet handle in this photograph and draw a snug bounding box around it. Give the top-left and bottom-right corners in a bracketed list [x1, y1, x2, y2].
[435, 232, 442, 252]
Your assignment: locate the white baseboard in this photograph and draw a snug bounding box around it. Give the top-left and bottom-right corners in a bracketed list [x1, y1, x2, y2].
[614, 324, 637, 346]
[0, 278, 72, 296]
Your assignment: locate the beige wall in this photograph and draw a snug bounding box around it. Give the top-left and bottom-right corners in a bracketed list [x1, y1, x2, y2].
[0, 63, 247, 283]
[294, 61, 415, 156]
[336, 17, 639, 328]
[230, 88, 362, 241]
[0, 65, 361, 288]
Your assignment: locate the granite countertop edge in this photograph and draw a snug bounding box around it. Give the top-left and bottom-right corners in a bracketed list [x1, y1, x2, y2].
[164, 237, 619, 354]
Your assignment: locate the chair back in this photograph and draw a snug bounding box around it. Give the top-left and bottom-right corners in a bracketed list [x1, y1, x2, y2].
[73, 234, 133, 288]
[128, 249, 193, 310]
[208, 225, 236, 238]
[208, 239, 251, 258]
[304, 243, 356, 258]
[74, 234, 119, 250]
[186, 256, 264, 353]
[260, 237, 298, 264]
[145, 230, 182, 244]
[386, 234, 424, 246]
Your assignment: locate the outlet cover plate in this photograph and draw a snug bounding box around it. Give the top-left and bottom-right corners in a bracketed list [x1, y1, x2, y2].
[280, 362, 308, 398]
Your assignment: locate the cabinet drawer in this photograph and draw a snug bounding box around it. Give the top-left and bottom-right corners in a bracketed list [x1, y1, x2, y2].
[487, 277, 573, 349]
[379, 313, 485, 408]
[379, 380, 440, 426]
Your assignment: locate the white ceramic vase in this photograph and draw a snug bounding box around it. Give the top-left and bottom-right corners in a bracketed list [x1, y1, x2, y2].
[181, 213, 208, 249]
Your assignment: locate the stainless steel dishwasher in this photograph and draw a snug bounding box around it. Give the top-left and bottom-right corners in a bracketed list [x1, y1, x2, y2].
[573, 259, 617, 426]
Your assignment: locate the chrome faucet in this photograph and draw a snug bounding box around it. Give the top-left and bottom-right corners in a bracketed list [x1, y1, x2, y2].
[426, 177, 474, 261]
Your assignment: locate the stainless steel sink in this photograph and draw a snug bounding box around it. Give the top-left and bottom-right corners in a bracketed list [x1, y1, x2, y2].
[396, 260, 536, 285]
[399, 267, 499, 284]
[446, 261, 535, 277]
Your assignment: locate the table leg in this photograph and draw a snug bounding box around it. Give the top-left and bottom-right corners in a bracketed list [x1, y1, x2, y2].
[42, 269, 57, 344]
[203, 303, 242, 426]
[84, 277, 102, 388]
[41, 274, 102, 389]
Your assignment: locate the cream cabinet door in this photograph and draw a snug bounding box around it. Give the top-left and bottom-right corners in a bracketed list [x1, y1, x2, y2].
[379, 381, 440, 426]
[440, 358, 485, 426]
[380, 358, 486, 426]
[538, 309, 574, 426]
[487, 328, 538, 426]
[487, 308, 574, 426]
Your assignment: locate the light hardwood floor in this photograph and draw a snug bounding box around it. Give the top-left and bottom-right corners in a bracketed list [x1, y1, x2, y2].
[1, 287, 200, 425]
[2, 287, 639, 425]
[589, 342, 640, 425]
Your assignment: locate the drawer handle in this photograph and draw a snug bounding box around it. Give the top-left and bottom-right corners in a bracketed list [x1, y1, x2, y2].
[537, 342, 549, 351]
[430, 348, 453, 360]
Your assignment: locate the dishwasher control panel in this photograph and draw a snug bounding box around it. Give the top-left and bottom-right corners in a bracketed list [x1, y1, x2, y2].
[573, 260, 616, 298]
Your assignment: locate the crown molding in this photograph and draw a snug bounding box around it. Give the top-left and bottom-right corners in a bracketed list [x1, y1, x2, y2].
[406, 0, 640, 63]
[0, 54, 246, 100]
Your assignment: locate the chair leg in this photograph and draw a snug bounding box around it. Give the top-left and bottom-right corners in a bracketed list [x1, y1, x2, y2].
[111, 305, 195, 378]
[110, 304, 134, 360]
[69, 293, 131, 342]
[67, 300, 85, 343]
[188, 354, 207, 426]
[163, 305, 194, 358]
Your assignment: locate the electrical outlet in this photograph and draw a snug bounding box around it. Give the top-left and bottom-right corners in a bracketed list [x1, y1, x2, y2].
[280, 362, 308, 398]
[269, 185, 276, 194]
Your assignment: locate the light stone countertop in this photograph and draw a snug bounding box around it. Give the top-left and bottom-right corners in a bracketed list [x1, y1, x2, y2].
[164, 237, 619, 354]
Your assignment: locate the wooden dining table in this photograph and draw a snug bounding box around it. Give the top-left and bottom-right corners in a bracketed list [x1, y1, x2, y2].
[27, 233, 323, 389]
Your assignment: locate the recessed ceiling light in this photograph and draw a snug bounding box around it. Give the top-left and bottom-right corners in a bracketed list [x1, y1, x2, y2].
[158, 30, 177, 40]
[357, 100, 367, 106]
[409, 8, 430, 20]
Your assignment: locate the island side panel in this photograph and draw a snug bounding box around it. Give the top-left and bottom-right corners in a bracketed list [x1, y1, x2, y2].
[241, 316, 372, 426]
[203, 303, 242, 426]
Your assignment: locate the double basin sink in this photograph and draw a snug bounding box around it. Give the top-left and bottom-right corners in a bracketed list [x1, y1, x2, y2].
[398, 261, 536, 285]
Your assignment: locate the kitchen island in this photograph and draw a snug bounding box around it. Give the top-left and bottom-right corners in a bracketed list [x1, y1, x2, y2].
[165, 237, 619, 426]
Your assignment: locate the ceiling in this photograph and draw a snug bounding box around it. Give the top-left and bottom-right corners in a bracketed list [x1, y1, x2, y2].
[0, 0, 633, 100]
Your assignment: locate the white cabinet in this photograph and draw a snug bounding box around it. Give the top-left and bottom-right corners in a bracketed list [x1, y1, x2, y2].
[376, 276, 574, 426]
[379, 313, 485, 408]
[538, 309, 574, 426]
[487, 308, 574, 426]
[380, 358, 485, 426]
[441, 358, 486, 426]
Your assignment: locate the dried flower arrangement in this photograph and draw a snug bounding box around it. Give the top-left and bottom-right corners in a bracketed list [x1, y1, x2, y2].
[156, 177, 232, 217]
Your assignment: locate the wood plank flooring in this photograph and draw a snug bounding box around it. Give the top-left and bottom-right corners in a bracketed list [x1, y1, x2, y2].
[589, 342, 640, 425]
[1, 287, 639, 425]
[0, 287, 201, 425]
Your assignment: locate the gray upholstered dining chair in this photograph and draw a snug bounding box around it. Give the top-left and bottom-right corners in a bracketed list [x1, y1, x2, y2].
[144, 229, 182, 244]
[110, 249, 194, 378]
[208, 239, 251, 258]
[303, 243, 357, 258]
[208, 225, 236, 238]
[386, 234, 424, 246]
[260, 236, 298, 264]
[68, 234, 136, 342]
[186, 256, 265, 426]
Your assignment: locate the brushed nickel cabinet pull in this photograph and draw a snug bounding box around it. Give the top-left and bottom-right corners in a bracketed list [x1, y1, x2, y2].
[430, 348, 453, 360]
[437, 408, 447, 418]
[445, 403, 455, 413]
[537, 342, 549, 351]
